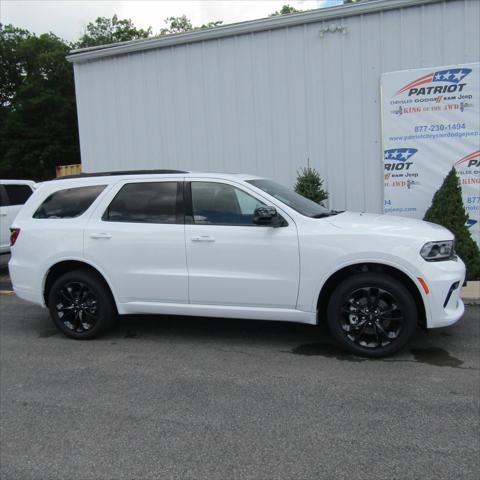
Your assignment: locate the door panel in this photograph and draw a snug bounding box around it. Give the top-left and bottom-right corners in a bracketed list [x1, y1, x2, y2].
[84, 180, 188, 304]
[185, 180, 300, 309]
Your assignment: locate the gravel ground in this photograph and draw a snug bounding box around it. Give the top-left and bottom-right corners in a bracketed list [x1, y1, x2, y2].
[0, 255, 479, 480]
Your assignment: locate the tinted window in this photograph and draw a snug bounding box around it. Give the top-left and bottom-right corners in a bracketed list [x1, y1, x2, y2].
[33, 185, 105, 219]
[0, 186, 7, 207]
[4, 184, 33, 206]
[104, 182, 179, 224]
[191, 182, 265, 225]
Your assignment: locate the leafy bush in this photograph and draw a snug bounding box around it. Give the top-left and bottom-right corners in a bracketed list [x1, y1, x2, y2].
[423, 167, 480, 280]
[294, 166, 328, 205]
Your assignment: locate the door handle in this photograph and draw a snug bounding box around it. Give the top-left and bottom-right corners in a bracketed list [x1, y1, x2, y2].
[191, 235, 216, 243]
[90, 232, 112, 239]
[0, 213, 7, 216]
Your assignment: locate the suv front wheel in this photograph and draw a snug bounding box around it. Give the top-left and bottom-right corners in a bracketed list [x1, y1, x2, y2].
[327, 273, 418, 357]
[48, 269, 117, 339]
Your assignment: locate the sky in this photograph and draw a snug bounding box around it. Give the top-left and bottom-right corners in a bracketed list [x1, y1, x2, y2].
[0, 0, 344, 42]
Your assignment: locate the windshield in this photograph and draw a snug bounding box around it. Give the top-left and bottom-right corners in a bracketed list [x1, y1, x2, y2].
[247, 179, 330, 217]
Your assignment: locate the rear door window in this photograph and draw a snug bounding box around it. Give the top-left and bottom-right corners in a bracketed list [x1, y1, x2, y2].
[103, 182, 181, 224]
[33, 185, 106, 219]
[4, 184, 33, 206]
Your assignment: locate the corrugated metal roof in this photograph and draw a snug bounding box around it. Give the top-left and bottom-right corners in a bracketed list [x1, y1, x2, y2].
[67, 0, 443, 63]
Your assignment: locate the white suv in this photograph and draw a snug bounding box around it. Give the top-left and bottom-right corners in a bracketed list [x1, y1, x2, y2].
[9, 170, 465, 357]
[0, 179, 36, 253]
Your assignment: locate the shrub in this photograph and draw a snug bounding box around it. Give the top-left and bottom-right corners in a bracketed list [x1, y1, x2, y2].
[294, 166, 328, 205]
[423, 167, 480, 280]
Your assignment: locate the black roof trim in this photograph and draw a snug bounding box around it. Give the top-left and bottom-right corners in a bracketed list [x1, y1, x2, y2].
[54, 169, 189, 180]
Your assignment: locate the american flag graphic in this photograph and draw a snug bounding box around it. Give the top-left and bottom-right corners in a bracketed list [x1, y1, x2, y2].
[455, 150, 480, 166]
[384, 148, 417, 161]
[396, 68, 472, 95]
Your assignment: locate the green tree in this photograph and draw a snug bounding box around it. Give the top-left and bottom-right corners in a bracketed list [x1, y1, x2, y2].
[270, 4, 302, 16]
[76, 14, 152, 48]
[160, 15, 223, 35]
[200, 21, 224, 29]
[0, 25, 32, 107]
[294, 166, 328, 205]
[160, 15, 194, 35]
[0, 24, 79, 180]
[423, 167, 480, 280]
[1, 15, 161, 180]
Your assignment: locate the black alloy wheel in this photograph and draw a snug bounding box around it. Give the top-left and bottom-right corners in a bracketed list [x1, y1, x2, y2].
[327, 273, 418, 357]
[341, 286, 404, 349]
[48, 269, 117, 339]
[56, 281, 99, 333]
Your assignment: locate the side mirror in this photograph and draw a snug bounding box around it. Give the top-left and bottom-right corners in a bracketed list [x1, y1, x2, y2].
[253, 206, 284, 227]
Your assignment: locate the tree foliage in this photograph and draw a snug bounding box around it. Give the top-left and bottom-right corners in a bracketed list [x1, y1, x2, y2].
[160, 15, 223, 35]
[160, 15, 194, 35]
[0, 24, 79, 180]
[270, 5, 302, 16]
[423, 167, 480, 280]
[76, 14, 152, 48]
[0, 24, 32, 108]
[200, 21, 224, 30]
[294, 166, 328, 205]
[0, 13, 228, 180]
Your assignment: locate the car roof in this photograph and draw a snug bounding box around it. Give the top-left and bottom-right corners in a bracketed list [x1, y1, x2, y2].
[0, 179, 36, 185]
[47, 170, 262, 188]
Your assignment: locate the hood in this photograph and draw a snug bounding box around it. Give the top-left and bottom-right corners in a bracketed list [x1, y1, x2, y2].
[325, 211, 453, 242]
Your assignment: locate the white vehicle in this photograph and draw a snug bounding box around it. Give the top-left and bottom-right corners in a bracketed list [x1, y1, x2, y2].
[9, 170, 465, 357]
[0, 180, 36, 254]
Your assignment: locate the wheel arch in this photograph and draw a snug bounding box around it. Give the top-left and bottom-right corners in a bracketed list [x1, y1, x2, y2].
[43, 259, 118, 310]
[316, 262, 427, 328]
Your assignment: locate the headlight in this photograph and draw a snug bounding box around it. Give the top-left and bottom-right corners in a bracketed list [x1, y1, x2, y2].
[420, 240, 455, 261]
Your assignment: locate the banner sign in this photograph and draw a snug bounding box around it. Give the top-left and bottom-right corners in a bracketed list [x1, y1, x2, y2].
[381, 63, 480, 246]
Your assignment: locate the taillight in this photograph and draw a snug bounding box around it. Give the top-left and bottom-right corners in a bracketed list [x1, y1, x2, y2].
[10, 228, 20, 246]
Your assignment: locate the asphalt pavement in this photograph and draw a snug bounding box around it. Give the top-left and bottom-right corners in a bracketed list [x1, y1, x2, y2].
[0, 256, 479, 480]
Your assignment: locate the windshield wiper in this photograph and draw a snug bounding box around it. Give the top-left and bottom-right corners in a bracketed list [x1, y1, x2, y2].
[311, 210, 343, 218]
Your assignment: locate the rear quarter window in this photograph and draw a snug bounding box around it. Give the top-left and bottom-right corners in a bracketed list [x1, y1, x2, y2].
[4, 184, 33, 206]
[33, 185, 106, 219]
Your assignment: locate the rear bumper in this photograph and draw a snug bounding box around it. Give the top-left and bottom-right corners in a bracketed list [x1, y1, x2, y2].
[422, 257, 466, 329]
[8, 257, 45, 307]
[12, 285, 45, 306]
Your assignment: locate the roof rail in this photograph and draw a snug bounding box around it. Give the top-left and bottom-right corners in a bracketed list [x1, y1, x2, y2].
[54, 169, 189, 180]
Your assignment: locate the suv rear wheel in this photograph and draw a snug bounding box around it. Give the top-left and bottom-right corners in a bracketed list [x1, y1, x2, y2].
[47, 269, 117, 339]
[327, 273, 418, 357]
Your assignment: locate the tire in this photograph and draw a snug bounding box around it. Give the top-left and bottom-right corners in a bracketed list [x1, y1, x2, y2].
[47, 269, 117, 339]
[327, 273, 417, 358]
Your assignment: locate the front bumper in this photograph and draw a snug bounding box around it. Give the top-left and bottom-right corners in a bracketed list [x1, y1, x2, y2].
[421, 257, 466, 329]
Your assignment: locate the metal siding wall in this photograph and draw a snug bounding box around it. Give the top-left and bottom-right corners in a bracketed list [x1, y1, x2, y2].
[75, 0, 479, 213]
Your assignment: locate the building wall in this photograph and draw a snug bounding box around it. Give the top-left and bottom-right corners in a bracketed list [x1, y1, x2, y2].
[73, 0, 480, 213]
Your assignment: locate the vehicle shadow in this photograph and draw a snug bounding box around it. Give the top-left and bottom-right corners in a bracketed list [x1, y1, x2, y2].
[110, 313, 468, 366]
[109, 312, 438, 359]
[115, 312, 330, 345]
